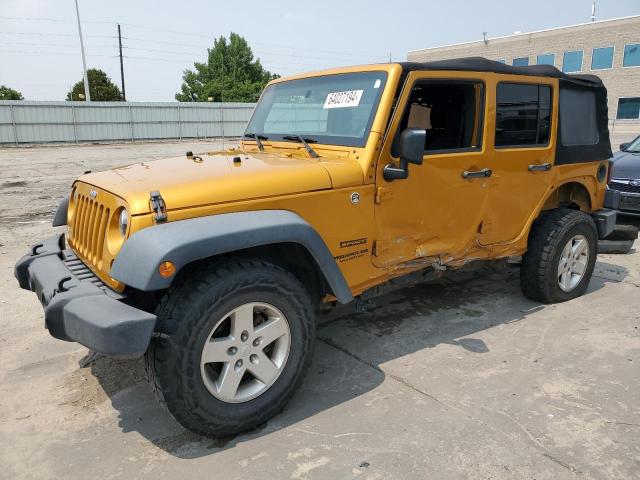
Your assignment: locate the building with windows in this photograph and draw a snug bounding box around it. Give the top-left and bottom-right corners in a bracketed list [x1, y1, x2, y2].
[407, 16, 640, 125]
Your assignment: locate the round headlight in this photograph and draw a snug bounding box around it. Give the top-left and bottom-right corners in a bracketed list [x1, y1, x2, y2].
[118, 209, 129, 237]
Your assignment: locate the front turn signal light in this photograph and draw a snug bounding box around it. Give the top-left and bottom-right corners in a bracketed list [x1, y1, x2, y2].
[158, 261, 176, 278]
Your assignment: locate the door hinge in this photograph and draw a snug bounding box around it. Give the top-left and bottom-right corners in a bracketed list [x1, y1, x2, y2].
[375, 186, 393, 204]
[149, 191, 167, 223]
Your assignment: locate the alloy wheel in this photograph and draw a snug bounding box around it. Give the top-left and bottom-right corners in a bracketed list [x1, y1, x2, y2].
[200, 302, 291, 403]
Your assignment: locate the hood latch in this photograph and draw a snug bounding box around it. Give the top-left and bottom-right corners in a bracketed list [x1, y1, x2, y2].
[149, 191, 167, 223]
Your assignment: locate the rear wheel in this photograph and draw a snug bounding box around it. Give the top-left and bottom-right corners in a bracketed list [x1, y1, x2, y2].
[520, 209, 597, 303]
[145, 258, 315, 437]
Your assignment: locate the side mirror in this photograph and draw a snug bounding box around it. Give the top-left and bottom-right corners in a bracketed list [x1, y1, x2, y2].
[383, 129, 426, 181]
[620, 142, 629, 152]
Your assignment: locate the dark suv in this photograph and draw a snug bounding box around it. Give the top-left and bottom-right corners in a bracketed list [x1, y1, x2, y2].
[610, 135, 640, 217]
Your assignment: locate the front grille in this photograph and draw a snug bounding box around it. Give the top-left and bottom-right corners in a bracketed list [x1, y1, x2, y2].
[69, 192, 110, 268]
[609, 181, 640, 195]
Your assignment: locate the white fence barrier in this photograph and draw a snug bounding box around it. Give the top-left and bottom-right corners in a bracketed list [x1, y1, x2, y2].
[0, 101, 256, 145]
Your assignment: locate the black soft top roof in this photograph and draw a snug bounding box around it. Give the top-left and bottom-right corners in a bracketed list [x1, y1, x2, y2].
[399, 57, 603, 87]
[398, 56, 612, 164]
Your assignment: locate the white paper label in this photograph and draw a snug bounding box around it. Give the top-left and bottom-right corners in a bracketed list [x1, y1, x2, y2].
[323, 90, 363, 109]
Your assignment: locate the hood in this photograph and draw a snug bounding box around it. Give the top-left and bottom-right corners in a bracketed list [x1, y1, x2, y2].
[611, 150, 640, 180]
[78, 151, 363, 215]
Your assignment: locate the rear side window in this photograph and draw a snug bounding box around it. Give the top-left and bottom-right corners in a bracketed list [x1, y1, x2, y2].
[495, 83, 552, 147]
[559, 88, 599, 146]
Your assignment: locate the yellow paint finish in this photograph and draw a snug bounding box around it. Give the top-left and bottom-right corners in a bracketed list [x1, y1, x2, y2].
[373, 70, 493, 268]
[131, 186, 382, 295]
[78, 153, 333, 214]
[67, 182, 128, 292]
[65, 63, 609, 300]
[371, 69, 607, 270]
[478, 75, 558, 245]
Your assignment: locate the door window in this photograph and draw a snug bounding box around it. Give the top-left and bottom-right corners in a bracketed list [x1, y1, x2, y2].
[495, 83, 552, 147]
[398, 81, 485, 153]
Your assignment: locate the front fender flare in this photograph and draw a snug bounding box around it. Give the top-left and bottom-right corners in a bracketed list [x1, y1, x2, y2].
[52, 195, 69, 227]
[110, 210, 354, 304]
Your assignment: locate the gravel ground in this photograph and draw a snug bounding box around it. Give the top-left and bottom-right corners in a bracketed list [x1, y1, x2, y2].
[0, 137, 639, 480]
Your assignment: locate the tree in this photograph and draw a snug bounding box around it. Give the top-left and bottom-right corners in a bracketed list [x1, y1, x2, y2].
[66, 69, 123, 101]
[0, 85, 24, 100]
[176, 33, 278, 102]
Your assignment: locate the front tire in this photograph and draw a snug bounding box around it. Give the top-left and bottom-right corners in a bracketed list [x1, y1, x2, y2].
[520, 209, 598, 303]
[145, 258, 315, 437]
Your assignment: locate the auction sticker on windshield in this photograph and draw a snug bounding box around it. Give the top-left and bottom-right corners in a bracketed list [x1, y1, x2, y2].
[324, 90, 363, 109]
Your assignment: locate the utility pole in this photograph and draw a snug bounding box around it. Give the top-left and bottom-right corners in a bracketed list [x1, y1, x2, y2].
[117, 24, 126, 101]
[74, 0, 90, 101]
[220, 50, 225, 150]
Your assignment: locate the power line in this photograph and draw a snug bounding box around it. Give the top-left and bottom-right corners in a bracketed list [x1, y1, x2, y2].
[0, 30, 114, 38]
[119, 36, 210, 48]
[1, 32, 385, 62]
[120, 44, 384, 64]
[1, 48, 376, 71]
[1, 49, 117, 58]
[0, 15, 115, 24]
[122, 55, 356, 70]
[1, 16, 386, 60]
[119, 35, 386, 60]
[0, 38, 384, 65]
[118, 23, 386, 59]
[1, 40, 117, 48]
[0, 48, 361, 70]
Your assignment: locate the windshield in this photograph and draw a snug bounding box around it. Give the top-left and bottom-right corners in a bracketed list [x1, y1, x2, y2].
[626, 135, 640, 153]
[244, 71, 388, 148]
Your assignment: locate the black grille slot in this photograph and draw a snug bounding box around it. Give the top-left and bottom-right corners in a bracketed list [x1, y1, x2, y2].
[62, 251, 115, 295]
[609, 181, 640, 194]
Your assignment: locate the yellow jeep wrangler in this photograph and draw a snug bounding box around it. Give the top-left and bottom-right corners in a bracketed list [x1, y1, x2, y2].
[16, 58, 618, 437]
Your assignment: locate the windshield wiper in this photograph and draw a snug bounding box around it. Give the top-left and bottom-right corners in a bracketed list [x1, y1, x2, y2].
[282, 135, 319, 158]
[243, 133, 267, 151]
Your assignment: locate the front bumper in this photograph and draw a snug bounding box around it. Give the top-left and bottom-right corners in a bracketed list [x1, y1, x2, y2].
[591, 209, 617, 239]
[619, 192, 640, 217]
[14, 234, 156, 358]
[606, 185, 640, 217]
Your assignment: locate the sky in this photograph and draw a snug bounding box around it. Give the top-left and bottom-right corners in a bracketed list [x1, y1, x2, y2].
[1, 0, 638, 102]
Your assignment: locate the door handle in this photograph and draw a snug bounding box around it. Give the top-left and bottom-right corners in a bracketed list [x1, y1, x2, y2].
[528, 163, 551, 172]
[462, 168, 492, 179]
